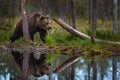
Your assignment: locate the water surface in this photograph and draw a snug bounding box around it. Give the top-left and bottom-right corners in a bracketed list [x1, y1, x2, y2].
[0, 51, 120, 80]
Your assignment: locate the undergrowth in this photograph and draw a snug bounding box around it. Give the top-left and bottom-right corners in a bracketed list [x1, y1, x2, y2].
[0, 19, 119, 51]
[87, 29, 120, 41]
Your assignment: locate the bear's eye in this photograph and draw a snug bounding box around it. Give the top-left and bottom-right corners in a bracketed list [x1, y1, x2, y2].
[45, 22, 49, 25]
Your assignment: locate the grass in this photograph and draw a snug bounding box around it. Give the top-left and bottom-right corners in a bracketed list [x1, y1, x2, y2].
[0, 29, 12, 44]
[45, 32, 108, 52]
[0, 19, 119, 52]
[87, 29, 120, 41]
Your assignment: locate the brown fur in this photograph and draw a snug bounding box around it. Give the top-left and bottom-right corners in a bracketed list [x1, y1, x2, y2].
[10, 13, 51, 43]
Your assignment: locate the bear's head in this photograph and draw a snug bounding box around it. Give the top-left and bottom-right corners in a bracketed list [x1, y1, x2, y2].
[29, 62, 51, 77]
[29, 13, 52, 30]
[29, 53, 51, 77]
[35, 63, 51, 77]
[38, 16, 52, 30]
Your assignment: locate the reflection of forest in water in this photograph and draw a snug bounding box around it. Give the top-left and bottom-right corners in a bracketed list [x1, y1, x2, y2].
[0, 51, 120, 80]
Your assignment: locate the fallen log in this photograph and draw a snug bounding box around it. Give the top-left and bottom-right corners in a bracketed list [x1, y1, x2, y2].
[53, 18, 120, 45]
[53, 18, 90, 40]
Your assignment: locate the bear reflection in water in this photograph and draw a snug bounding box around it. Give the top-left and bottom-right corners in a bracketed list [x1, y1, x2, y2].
[11, 51, 51, 77]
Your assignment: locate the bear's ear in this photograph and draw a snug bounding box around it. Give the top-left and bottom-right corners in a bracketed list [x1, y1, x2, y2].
[46, 15, 50, 18]
[34, 13, 41, 18]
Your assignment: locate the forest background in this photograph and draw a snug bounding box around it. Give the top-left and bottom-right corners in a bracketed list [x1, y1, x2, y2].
[0, 0, 120, 50]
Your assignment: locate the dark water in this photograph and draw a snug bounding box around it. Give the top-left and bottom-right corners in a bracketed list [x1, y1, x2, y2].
[0, 51, 120, 80]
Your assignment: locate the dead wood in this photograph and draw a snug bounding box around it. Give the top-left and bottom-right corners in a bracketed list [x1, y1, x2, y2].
[53, 18, 120, 45]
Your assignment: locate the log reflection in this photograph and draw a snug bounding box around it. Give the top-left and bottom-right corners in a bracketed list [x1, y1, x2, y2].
[53, 56, 80, 73]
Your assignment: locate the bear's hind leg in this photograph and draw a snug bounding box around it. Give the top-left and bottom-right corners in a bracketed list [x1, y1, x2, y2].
[9, 24, 23, 43]
[10, 32, 21, 42]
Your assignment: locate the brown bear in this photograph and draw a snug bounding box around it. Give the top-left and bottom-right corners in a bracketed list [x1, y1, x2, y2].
[10, 13, 52, 43]
[11, 51, 51, 77]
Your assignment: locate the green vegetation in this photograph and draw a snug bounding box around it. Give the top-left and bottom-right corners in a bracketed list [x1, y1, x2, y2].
[0, 19, 119, 55]
[87, 29, 120, 41]
[0, 29, 12, 44]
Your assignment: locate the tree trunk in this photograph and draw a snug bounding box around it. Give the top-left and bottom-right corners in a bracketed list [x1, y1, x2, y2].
[112, 58, 117, 80]
[70, 63, 75, 80]
[113, 0, 118, 33]
[8, 0, 11, 24]
[101, 1, 105, 31]
[100, 67, 104, 80]
[22, 53, 30, 80]
[88, 62, 91, 80]
[92, 60, 97, 80]
[88, 0, 92, 29]
[39, 0, 46, 15]
[21, 0, 31, 43]
[91, 0, 97, 37]
[53, 18, 120, 45]
[71, 0, 76, 29]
